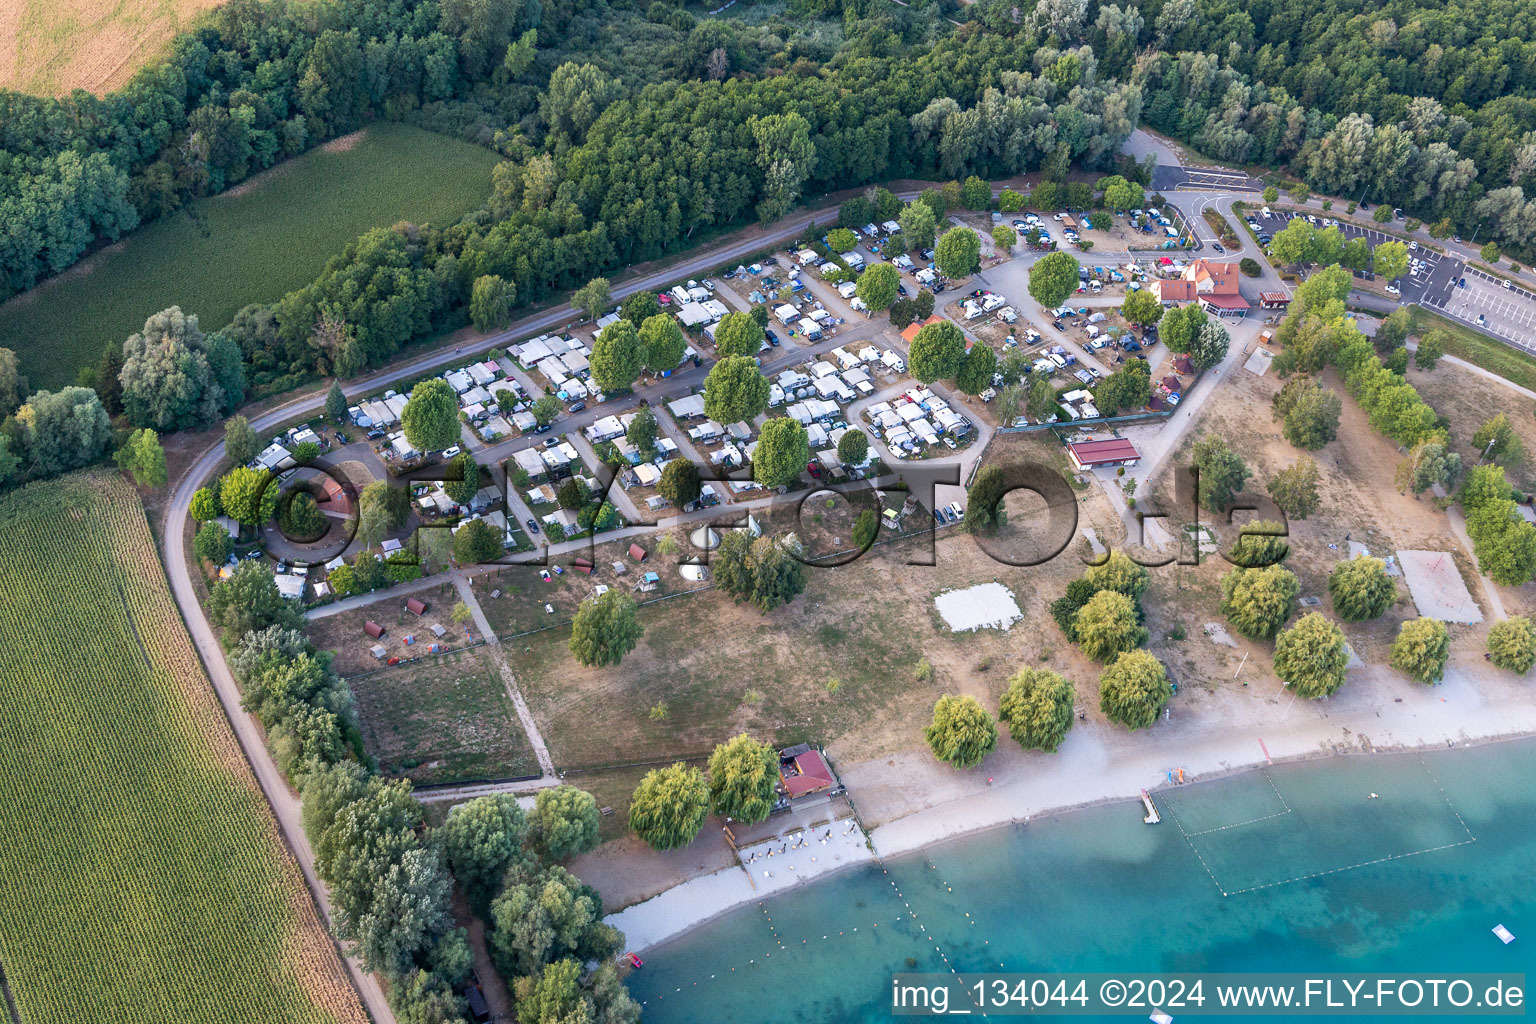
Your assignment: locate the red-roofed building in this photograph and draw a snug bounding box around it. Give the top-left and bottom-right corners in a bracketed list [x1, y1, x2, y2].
[1151, 279, 1196, 303]
[1067, 437, 1142, 471]
[1260, 291, 1291, 308]
[899, 315, 945, 345]
[1184, 258, 1250, 317]
[779, 743, 836, 798]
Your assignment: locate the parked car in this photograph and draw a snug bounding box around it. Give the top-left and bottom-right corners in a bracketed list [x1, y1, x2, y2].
[807, 460, 822, 479]
[442, 445, 461, 458]
[1211, 243, 1225, 253]
[535, 422, 553, 433]
[765, 329, 781, 346]
[526, 518, 540, 534]
[1477, 313, 1487, 326]
[567, 401, 586, 413]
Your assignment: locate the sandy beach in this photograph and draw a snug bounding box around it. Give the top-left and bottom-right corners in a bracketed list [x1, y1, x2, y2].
[606, 653, 1536, 952]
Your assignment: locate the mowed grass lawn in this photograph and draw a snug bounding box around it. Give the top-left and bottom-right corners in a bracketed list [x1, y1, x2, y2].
[0, 122, 498, 388]
[0, 472, 365, 1024]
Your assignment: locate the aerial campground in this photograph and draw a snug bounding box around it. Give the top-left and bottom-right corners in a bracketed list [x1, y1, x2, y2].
[3, 0, 1536, 1022]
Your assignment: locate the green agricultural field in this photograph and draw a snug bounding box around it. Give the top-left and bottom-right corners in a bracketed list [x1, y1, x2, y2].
[0, 472, 366, 1024]
[0, 122, 498, 389]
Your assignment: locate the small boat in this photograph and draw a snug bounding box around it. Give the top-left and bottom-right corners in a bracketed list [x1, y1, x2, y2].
[1150, 1012, 1175, 1024]
[1492, 924, 1515, 945]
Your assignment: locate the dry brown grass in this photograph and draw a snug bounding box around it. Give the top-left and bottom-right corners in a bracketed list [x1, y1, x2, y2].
[2, 0, 227, 96]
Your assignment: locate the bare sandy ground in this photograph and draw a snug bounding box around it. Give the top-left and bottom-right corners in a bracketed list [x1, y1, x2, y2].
[606, 653, 1536, 952]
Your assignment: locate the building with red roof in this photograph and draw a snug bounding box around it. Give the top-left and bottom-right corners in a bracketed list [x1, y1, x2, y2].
[779, 743, 836, 798]
[1067, 437, 1142, 471]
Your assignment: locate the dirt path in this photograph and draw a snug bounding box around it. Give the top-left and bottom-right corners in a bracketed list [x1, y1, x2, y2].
[452, 575, 558, 777]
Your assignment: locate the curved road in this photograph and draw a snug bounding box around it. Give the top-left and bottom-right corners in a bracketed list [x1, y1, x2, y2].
[156, 183, 961, 1023]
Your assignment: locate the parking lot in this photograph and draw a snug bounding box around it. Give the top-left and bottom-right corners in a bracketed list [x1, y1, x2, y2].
[1424, 266, 1536, 352]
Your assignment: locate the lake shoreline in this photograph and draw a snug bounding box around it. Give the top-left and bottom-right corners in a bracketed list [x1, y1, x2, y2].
[608, 658, 1536, 953]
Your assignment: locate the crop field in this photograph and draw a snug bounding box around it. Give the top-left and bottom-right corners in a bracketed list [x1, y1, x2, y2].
[0, 122, 498, 389]
[0, 472, 366, 1024]
[0, 0, 225, 96]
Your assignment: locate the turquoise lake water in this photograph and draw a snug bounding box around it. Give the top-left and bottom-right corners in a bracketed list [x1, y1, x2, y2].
[628, 741, 1536, 1022]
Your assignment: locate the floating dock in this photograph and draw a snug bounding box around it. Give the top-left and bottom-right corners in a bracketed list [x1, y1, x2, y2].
[1141, 789, 1161, 825]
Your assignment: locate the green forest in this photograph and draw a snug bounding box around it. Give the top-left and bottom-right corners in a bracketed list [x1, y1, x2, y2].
[4, 0, 1536, 469]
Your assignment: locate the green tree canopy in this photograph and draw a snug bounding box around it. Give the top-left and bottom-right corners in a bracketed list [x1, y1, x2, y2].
[935, 227, 981, 279]
[401, 379, 461, 453]
[909, 319, 966, 384]
[898, 201, 938, 249]
[1121, 288, 1164, 327]
[1190, 319, 1231, 370]
[714, 531, 806, 611]
[120, 306, 242, 431]
[1272, 376, 1341, 450]
[1159, 302, 1207, 354]
[658, 458, 702, 507]
[924, 694, 998, 769]
[437, 794, 530, 907]
[568, 589, 642, 667]
[531, 394, 562, 426]
[1389, 618, 1450, 684]
[590, 320, 643, 392]
[1472, 413, 1524, 469]
[1028, 251, 1081, 308]
[753, 417, 810, 488]
[1274, 612, 1349, 699]
[190, 486, 221, 522]
[572, 277, 611, 320]
[704, 355, 771, 423]
[1270, 459, 1322, 518]
[114, 428, 166, 487]
[838, 428, 870, 465]
[194, 520, 234, 566]
[621, 290, 662, 326]
[639, 314, 687, 374]
[827, 227, 858, 253]
[325, 381, 348, 423]
[488, 863, 617, 978]
[1085, 550, 1150, 601]
[1098, 651, 1172, 730]
[443, 452, 481, 506]
[453, 517, 504, 564]
[207, 560, 300, 638]
[224, 414, 259, 466]
[1226, 519, 1291, 568]
[1487, 616, 1536, 673]
[998, 667, 1074, 752]
[1192, 435, 1250, 512]
[707, 734, 778, 824]
[629, 763, 710, 851]
[219, 466, 279, 526]
[1328, 556, 1396, 621]
[533, 786, 601, 862]
[856, 262, 900, 311]
[1074, 589, 1148, 662]
[713, 313, 765, 359]
[954, 343, 997, 395]
[470, 274, 515, 332]
[1220, 564, 1300, 641]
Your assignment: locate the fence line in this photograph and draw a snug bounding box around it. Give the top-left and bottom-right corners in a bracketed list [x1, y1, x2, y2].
[997, 408, 1175, 433]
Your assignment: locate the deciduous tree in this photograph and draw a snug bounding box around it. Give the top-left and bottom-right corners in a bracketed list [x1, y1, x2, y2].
[658, 458, 702, 507]
[1192, 435, 1250, 511]
[572, 277, 611, 320]
[1098, 651, 1171, 730]
[713, 313, 764, 358]
[1487, 616, 1536, 673]
[207, 561, 300, 637]
[1121, 288, 1164, 327]
[1220, 564, 1300, 640]
[639, 314, 687, 374]
[590, 320, 643, 392]
[470, 275, 515, 332]
[629, 763, 709, 851]
[1390, 618, 1450, 684]
[568, 589, 642, 667]
[114, 428, 167, 487]
[401, 379, 461, 453]
[752, 417, 810, 488]
[856, 263, 900, 311]
[707, 734, 778, 823]
[998, 667, 1074, 752]
[838, 428, 869, 465]
[909, 319, 966, 384]
[935, 227, 981, 279]
[704, 356, 770, 423]
[924, 694, 997, 768]
[1274, 612, 1349, 699]
[1269, 459, 1321, 517]
[1328, 555, 1396, 621]
[533, 786, 600, 862]
[437, 794, 530, 906]
[1028, 251, 1081, 308]
[1074, 590, 1148, 662]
